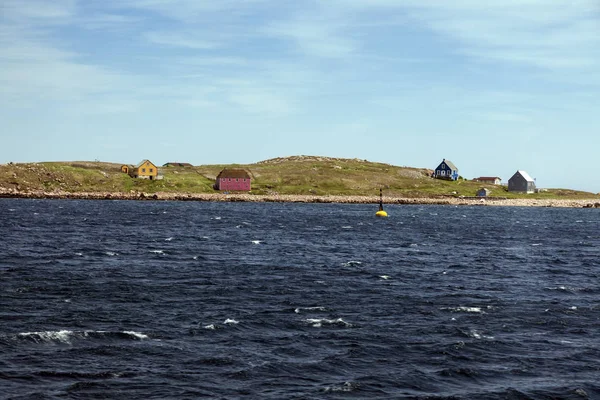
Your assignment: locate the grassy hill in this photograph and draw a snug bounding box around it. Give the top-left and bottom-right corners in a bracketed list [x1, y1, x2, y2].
[1, 156, 598, 200]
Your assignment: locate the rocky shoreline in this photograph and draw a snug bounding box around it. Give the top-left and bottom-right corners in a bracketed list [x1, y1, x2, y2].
[1, 188, 599, 208]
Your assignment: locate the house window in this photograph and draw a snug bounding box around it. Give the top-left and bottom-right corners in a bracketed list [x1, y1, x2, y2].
[150, 168, 153, 173]
[142, 168, 146, 173]
[236, 178, 239, 182]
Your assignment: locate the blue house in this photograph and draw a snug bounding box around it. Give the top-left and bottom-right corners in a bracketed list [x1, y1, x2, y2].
[434, 159, 459, 181]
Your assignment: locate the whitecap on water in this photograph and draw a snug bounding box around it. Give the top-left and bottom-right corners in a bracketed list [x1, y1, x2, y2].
[203, 324, 216, 330]
[323, 382, 359, 393]
[251, 240, 262, 245]
[123, 331, 149, 340]
[343, 261, 362, 267]
[105, 251, 118, 256]
[224, 318, 239, 325]
[295, 306, 326, 314]
[341, 226, 352, 229]
[546, 285, 572, 292]
[16, 330, 150, 343]
[379, 275, 391, 280]
[150, 250, 165, 255]
[165, 237, 173, 241]
[74, 252, 83, 256]
[18, 330, 74, 343]
[442, 306, 484, 313]
[305, 318, 352, 328]
[469, 330, 494, 340]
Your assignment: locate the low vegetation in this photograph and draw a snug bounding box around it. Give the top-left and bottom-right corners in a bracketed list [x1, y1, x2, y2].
[1, 156, 598, 200]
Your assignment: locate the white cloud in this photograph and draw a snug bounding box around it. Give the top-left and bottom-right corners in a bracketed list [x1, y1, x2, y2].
[114, 0, 270, 21]
[320, 0, 600, 78]
[79, 13, 144, 31]
[1, 0, 76, 22]
[143, 31, 220, 49]
[264, 19, 357, 58]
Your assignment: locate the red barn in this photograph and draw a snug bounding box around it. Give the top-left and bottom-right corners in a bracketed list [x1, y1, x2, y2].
[214, 169, 251, 191]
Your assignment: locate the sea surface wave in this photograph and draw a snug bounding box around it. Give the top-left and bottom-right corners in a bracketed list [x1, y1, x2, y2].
[1, 199, 599, 399]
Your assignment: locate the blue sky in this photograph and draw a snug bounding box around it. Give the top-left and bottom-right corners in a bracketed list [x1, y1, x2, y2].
[1, 0, 599, 192]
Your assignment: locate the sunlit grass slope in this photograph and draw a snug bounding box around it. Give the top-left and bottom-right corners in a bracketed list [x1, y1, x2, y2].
[0, 156, 598, 199]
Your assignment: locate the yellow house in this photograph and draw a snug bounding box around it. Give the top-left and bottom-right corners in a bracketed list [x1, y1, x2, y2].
[131, 160, 159, 180]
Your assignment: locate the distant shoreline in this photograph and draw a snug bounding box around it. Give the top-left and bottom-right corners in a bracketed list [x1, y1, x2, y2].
[1, 189, 599, 208]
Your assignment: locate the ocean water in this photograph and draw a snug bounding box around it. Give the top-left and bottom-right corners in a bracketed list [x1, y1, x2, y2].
[1, 199, 599, 399]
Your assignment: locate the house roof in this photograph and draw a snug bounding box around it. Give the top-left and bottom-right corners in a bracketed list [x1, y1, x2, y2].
[439, 159, 458, 171]
[474, 176, 501, 181]
[515, 170, 534, 182]
[163, 162, 193, 167]
[135, 159, 155, 168]
[217, 169, 251, 179]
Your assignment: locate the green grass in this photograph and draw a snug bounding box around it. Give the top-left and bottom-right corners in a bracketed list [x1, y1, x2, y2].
[1, 156, 598, 200]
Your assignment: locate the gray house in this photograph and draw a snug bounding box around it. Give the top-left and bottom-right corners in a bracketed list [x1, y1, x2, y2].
[508, 170, 536, 193]
[434, 159, 459, 181]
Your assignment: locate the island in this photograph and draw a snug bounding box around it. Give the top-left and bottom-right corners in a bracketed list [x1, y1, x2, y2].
[1, 156, 599, 208]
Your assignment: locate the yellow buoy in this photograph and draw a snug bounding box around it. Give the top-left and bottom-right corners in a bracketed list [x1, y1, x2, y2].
[376, 209, 388, 217]
[375, 188, 388, 217]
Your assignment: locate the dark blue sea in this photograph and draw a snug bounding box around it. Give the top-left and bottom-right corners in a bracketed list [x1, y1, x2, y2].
[1, 199, 599, 399]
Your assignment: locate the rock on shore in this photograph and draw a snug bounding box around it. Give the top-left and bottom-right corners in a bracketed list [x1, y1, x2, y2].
[1, 187, 599, 208]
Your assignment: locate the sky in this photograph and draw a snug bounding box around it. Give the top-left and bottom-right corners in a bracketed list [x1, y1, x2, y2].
[1, 0, 599, 192]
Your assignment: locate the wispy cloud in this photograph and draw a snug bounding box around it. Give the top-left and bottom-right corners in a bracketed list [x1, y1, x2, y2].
[114, 0, 270, 22]
[143, 31, 220, 49]
[0, 2, 140, 112]
[263, 18, 357, 58]
[335, 0, 600, 77]
[2, 0, 76, 22]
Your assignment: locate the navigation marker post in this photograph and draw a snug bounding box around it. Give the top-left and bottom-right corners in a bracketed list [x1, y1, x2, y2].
[375, 188, 388, 217]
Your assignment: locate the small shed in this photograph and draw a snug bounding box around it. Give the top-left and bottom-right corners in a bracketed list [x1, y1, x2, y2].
[508, 170, 535, 193]
[477, 188, 491, 197]
[214, 169, 251, 191]
[434, 159, 459, 181]
[120, 165, 130, 174]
